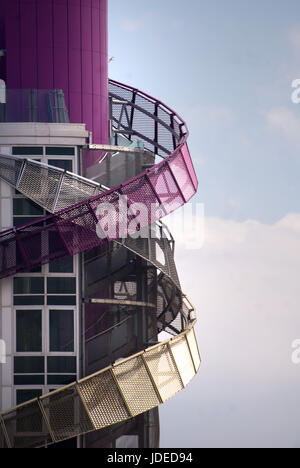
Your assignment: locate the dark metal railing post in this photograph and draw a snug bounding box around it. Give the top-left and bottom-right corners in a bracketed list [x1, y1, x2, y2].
[170, 113, 177, 151]
[154, 102, 159, 155]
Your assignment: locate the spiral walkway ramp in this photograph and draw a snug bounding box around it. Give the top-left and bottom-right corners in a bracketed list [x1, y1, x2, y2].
[0, 80, 200, 448]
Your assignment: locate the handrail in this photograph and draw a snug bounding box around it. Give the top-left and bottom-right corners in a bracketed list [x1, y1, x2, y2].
[0, 80, 200, 448]
[0, 319, 200, 448]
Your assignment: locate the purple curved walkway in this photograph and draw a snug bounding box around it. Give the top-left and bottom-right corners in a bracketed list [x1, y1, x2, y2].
[0, 80, 198, 280]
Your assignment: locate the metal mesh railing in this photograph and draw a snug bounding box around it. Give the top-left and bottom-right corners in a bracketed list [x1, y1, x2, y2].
[0, 142, 197, 279]
[0, 79, 197, 280]
[0, 154, 104, 213]
[0, 79, 200, 448]
[0, 323, 200, 448]
[109, 80, 184, 158]
[83, 232, 184, 344]
[118, 222, 180, 289]
[0, 89, 69, 124]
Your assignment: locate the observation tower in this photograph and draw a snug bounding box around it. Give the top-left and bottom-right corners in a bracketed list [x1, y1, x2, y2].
[0, 0, 200, 448]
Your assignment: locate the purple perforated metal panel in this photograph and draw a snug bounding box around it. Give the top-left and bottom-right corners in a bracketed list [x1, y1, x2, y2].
[0, 140, 197, 279]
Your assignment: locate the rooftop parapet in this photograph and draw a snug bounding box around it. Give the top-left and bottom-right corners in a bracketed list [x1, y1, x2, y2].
[0, 89, 69, 123]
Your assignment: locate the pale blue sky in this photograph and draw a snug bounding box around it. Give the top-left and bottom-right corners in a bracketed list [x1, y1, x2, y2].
[109, 0, 300, 224]
[108, 1, 300, 448]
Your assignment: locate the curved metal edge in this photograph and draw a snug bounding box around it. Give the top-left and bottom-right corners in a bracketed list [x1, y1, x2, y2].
[108, 78, 189, 139]
[0, 80, 200, 448]
[0, 319, 200, 448]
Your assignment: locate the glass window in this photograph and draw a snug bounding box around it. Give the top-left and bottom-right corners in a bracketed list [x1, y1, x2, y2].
[49, 310, 74, 352]
[46, 147, 75, 156]
[47, 296, 76, 306]
[13, 193, 45, 227]
[13, 216, 43, 227]
[14, 296, 44, 306]
[14, 277, 44, 294]
[14, 375, 44, 385]
[16, 389, 42, 405]
[49, 257, 73, 273]
[13, 198, 44, 216]
[47, 375, 76, 385]
[12, 146, 43, 155]
[47, 277, 76, 294]
[47, 356, 76, 374]
[16, 310, 42, 352]
[48, 159, 73, 171]
[23, 266, 42, 274]
[14, 356, 44, 373]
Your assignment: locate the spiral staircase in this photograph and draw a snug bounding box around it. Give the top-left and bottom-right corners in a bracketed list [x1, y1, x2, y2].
[0, 80, 200, 448]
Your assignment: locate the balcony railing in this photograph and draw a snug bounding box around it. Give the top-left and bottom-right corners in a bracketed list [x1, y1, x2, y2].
[0, 79, 200, 448]
[0, 89, 69, 123]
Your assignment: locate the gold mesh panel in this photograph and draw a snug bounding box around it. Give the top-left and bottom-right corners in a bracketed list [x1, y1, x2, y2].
[1, 324, 199, 447]
[0, 420, 9, 448]
[113, 356, 160, 416]
[170, 335, 195, 386]
[2, 401, 52, 449]
[77, 370, 129, 429]
[144, 344, 183, 402]
[40, 384, 94, 443]
[186, 328, 201, 371]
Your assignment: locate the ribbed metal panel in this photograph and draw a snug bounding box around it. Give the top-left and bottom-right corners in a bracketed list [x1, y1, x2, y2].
[78, 370, 129, 429]
[0, 323, 199, 448]
[113, 356, 160, 416]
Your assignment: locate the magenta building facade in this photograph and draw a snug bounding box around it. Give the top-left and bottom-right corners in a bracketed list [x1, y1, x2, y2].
[0, 0, 108, 168]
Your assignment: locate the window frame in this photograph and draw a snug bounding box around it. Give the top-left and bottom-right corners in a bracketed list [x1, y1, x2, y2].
[10, 145, 80, 404]
[14, 305, 78, 356]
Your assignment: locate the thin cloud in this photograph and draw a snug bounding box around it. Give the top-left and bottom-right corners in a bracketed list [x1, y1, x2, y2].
[185, 104, 235, 128]
[120, 13, 154, 33]
[288, 23, 300, 49]
[265, 107, 300, 148]
[121, 17, 144, 33]
[160, 213, 300, 447]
